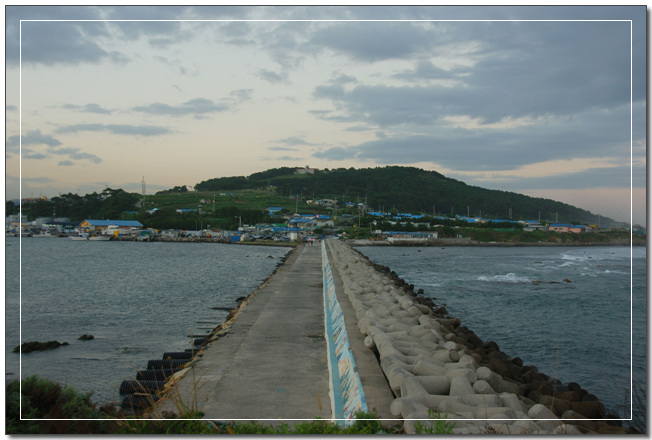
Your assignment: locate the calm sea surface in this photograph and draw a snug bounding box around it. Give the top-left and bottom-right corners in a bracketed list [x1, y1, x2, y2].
[356, 245, 646, 424]
[5, 237, 292, 405]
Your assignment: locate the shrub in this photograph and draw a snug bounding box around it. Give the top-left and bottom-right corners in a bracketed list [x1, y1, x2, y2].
[6, 376, 117, 434]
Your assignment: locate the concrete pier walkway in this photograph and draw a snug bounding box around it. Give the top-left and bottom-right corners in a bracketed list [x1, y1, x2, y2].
[155, 243, 393, 422]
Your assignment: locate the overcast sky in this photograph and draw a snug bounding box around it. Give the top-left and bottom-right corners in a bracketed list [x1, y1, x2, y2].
[5, 5, 646, 225]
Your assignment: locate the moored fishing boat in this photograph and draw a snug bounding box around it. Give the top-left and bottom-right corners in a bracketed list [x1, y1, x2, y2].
[69, 234, 111, 241]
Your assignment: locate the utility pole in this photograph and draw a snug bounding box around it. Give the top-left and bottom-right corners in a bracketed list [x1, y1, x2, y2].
[141, 176, 146, 209]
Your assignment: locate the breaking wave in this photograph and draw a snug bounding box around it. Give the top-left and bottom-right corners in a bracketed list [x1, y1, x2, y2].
[477, 273, 532, 284]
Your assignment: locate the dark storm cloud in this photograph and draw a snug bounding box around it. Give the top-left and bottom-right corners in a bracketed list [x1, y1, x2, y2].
[56, 123, 173, 136]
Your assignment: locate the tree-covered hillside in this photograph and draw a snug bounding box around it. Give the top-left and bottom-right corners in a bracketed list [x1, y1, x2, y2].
[195, 166, 613, 226]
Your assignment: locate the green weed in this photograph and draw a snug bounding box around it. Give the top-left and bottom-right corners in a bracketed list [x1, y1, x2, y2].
[413, 409, 456, 435]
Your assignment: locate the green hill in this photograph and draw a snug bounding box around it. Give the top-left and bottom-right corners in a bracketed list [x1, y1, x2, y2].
[11, 166, 620, 231]
[195, 166, 613, 226]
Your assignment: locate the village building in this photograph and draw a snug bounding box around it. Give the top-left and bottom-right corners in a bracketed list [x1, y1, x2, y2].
[569, 225, 591, 233]
[520, 220, 547, 231]
[79, 219, 143, 234]
[295, 165, 318, 174]
[548, 223, 571, 233]
[382, 231, 439, 243]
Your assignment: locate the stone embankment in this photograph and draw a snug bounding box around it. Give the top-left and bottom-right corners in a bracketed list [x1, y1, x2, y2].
[324, 239, 633, 435]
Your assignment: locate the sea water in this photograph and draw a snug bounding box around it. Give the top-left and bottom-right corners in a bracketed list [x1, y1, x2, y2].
[356, 245, 646, 425]
[5, 237, 291, 405]
[5, 238, 646, 426]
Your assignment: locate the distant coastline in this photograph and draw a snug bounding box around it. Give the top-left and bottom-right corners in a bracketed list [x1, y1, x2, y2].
[348, 238, 644, 247]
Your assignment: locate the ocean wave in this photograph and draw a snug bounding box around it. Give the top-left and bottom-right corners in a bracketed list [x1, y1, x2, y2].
[477, 273, 532, 284]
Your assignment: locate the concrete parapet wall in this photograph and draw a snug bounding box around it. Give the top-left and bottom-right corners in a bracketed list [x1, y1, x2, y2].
[321, 241, 368, 423]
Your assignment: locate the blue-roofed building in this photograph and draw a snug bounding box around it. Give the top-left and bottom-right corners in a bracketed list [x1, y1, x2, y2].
[79, 219, 143, 233]
[368, 211, 385, 217]
[548, 223, 572, 233]
[569, 225, 591, 233]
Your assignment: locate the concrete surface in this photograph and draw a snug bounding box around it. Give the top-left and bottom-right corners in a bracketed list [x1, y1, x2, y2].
[157, 244, 330, 422]
[155, 242, 396, 424]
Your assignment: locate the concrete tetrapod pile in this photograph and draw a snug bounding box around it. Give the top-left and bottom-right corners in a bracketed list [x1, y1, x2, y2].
[325, 240, 627, 435]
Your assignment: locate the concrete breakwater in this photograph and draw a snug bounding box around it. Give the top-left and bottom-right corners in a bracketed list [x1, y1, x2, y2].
[324, 239, 631, 434]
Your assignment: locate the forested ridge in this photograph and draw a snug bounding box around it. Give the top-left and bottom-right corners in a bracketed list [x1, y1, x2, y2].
[9, 166, 618, 228]
[196, 166, 611, 225]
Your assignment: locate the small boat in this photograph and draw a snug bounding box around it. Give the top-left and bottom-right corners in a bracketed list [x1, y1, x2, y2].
[70, 234, 111, 241]
[33, 230, 59, 238]
[89, 235, 111, 241]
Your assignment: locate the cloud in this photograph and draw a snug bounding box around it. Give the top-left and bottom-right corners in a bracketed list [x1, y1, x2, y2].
[455, 163, 644, 191]
[58, 160, 74, 166]
[60, 103, 113, 114]
[132, 96, 243, 117]
[49, 146, 102, 164]
[393, 60, 464, 82]
[17, 21, 115, 66]
[310, 22, 437, 62]
[6, 6, 107, 65]
[268, 146, 299, 152]
[6, 129, 61, 147]
[274, 136, 318, 147]
[266, 155, 302, 161]
[230, 89, 253, 102]
[313, 146, 357, 161]
[257, 69, 289, 84]
[56, 123, 173, 136]
[22, 150, 49, 160]
[15, 175, 56, 184]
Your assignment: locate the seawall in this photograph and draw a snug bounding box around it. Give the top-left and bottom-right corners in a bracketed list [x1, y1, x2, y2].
[138, 239, 633, 433]
[324, 239, 633, 434]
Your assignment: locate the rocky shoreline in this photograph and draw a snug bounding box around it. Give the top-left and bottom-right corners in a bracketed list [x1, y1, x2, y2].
[324, 239, 638, 434]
